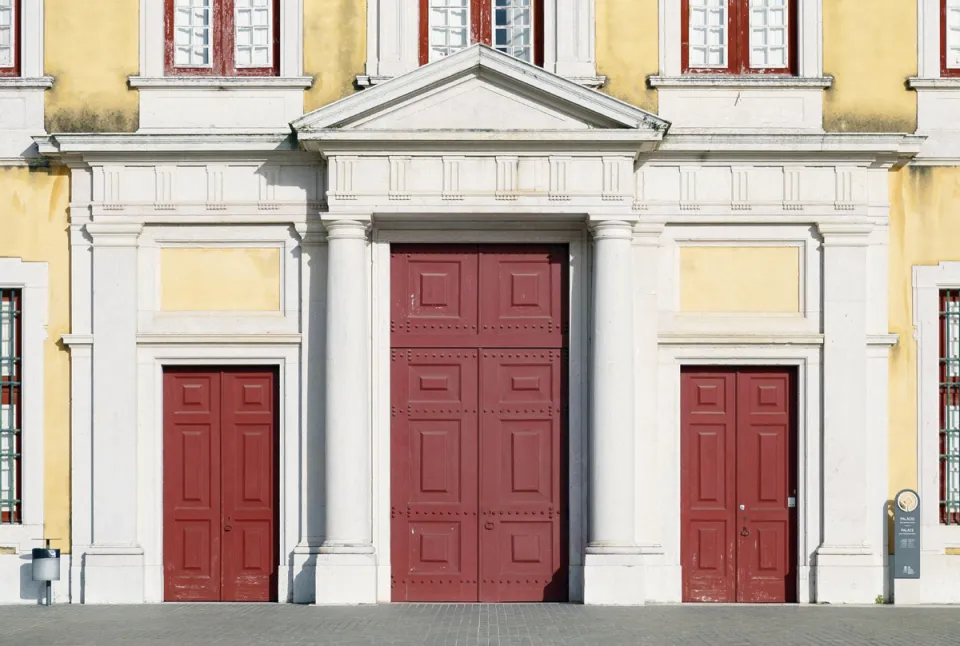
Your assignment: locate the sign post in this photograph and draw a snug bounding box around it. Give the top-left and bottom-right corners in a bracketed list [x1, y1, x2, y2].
[894, 489, 920, 580]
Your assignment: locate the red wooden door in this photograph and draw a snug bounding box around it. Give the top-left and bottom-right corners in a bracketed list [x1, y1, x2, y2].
[680, 368, 796, 603]
[391, 245, 567, 602]
[163, 371, 223, 602]
[163, 368, 278, 602]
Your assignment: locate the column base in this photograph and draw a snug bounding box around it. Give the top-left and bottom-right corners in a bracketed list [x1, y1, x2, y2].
[81, 546, 145, 604]
[315, 545, 377, 605]
[813, 546, 883, 604]
[583, 548, 656, 606]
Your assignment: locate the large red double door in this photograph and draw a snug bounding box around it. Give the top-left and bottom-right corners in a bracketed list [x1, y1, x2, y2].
[681, 368, 797, 603]
[163, 368, 279, 602]
[390, 245, 568, 602]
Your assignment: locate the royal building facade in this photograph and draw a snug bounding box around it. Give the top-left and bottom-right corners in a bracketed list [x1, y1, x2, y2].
[1, 0, 959, 605]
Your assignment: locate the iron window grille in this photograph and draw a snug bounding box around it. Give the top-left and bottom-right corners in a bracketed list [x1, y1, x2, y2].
[940, 290, 960, 524]
[0, 289, 21, 524]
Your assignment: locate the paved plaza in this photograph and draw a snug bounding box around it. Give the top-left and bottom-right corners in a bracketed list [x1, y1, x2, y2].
[1, 603, 959, 646]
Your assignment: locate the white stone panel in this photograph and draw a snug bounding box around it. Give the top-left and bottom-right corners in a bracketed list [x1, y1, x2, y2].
[656, 88, 823, 131]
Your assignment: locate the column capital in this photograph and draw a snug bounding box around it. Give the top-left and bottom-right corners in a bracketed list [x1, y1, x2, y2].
[292, 221, 327, 245]
[323, 218, 371, 241]
[85, 222, 143, 247]
[589, 219, 635, 240]
[817, 221, 873, 246]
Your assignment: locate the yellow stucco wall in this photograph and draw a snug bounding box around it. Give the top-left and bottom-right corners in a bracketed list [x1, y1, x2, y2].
[45, 0, 139, 132]
[0, 167, 71, 552]
[680, 246, 801, 314]
[303, 0, 366, 112]
[889, 167, 960, 500]
[160, 248, 282, 312]
[596, 0, 658, 113]
[822, 0, 916, 133]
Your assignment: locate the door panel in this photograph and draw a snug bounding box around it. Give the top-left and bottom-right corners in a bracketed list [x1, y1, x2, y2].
[736, 370, 795, 603]
[163, 368, 278, 603]
[681, 371, 737, 602]
[479, 350, 565, 602]
[220, 371, 278, 602]
[391, 350, 479, 601]
[390, 244, 568, 603]
[163, 372, 222, 602]
[680, 368, 796, 604]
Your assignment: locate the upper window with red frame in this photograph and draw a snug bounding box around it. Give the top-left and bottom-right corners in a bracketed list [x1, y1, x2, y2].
[944, 0, 960, 76]
[682, 0, 796, 75]
[0, 0, 20, 77]
[164, 0, 279, 76]
[419, 0, 544, 67]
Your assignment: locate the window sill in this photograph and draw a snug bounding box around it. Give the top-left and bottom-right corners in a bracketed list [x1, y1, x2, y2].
[128, 76, 314, 90]
[355, 73, 607, 90]
[908, 77, 960, 90]
[648, 75, 833, 89]
[0, 76, 54, 89]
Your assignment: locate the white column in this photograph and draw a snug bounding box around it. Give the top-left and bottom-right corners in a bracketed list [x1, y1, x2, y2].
[83, 222, 145, 604]
[315, 218, 376, 605]
[815, 221, 880, 603]
[292, 225, 327, 603]
[584, 218, 646, 605]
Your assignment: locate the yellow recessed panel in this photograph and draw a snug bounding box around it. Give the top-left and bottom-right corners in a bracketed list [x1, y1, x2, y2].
[160, 247, 282, 312]
[679, 246, 801, 314]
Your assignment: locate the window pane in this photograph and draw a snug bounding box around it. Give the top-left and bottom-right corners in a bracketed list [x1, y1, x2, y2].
[235, 0, 272, 68]
[174, 0, 212, 67]
[688, 0, 727, 69]
[493, 0, 533, 63]
[0, 290, 20, 525]
[949, 0, 960, 69]
[748, 0, 789, 69]
[0, 0, 14, 69]
[429, 0, 471, 62]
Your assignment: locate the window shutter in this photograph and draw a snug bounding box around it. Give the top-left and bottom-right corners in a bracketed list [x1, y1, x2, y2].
[235, 0, 272, 67]
[688, 0, 728, 69]
[174, 0, 213, 67]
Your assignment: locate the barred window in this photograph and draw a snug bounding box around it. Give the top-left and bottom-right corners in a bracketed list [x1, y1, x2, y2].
[940, 290, 960, 524]
[0, 289, 20, 525]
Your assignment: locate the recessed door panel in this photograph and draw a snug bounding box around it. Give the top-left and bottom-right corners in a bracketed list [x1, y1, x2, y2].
[163, 368, 278, 603]
[681, 368, 796, 604]
[390, 244, 568, 603]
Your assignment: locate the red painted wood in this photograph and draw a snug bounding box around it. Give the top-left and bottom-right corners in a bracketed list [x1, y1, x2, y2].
[391, 245, 567, 602]
[680, 370, 737, 602]
[735, 370, 796, 603]
[943, 0, 960, 77]
[680, 368, 796, 603]
[417, 0, 545, 66]
[479, 350, 565, 602]
[390, 349, 480, 601]
[220, 370, 278, 602]
[163, 371, 223, 602]
[163, 368, 278, 602]
[0, 0, 21, 77]
[164, 0, 280, 77]
[680, 0, 796, 75]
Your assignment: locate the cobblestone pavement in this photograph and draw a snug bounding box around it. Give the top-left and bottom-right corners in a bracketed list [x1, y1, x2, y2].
[2, 603, 960, 646]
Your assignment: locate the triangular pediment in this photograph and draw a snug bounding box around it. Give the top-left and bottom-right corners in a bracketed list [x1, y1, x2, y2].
[292, 45, 669, 135]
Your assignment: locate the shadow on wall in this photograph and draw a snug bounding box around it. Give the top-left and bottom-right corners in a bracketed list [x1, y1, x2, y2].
[18, 555, 44, 604]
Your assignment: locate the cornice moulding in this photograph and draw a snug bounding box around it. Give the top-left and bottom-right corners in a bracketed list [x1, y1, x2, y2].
[0, 76, 54, 89]
[648, 75, 833, 89]
[907, 77, 960, 90]
[128, 76, 314, 89]
[34, 133, 298, 156]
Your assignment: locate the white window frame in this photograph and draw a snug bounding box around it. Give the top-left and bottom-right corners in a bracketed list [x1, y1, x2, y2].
[233, 0, 274, 69]
[913, 262, 960, 551]
[137, 0, 303, 79]
[655, 0, 823, 80]
[915, 0, 960, 79]
[0, 258, 47, 552]
[0, 0, 43, 80]
[359, 0, 603, 87]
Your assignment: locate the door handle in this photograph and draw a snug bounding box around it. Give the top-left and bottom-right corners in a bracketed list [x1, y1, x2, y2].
[224, 525, 233, 532]
[484, 521, 495, 530]
[741, 527, 749, 537]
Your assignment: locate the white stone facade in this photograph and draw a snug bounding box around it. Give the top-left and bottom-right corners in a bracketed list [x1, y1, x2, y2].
[28, 45, 923, 605]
